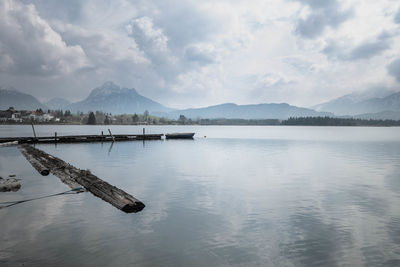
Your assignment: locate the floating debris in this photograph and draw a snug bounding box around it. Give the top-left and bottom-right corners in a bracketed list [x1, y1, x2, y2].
[0, 177, 21, 192]
[0, 141, 18, 147]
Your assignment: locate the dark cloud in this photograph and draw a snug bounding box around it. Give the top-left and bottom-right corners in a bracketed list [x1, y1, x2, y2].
[395, 8, 400, 24]
[21, 0, 84, 23]
[150, 0, 224, 51]
[293, 0, 353, 38]
[297, 0, 336, 9]
[323, 37, 391, 61]
[184, 46, 216, 65]
[348, 41, 390, 60]
[377, 31, 396, 40]
[322, 41, 342, 59]
[388, 59, 400, 82]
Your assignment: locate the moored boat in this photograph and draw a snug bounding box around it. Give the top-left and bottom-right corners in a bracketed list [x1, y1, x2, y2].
[165, 133, 195, 139]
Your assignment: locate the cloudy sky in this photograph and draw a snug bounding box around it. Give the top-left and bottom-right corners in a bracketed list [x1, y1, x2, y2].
[1, 0, 400, 108]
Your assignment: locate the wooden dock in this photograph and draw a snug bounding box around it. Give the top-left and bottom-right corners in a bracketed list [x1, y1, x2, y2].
[0, 133, 163, 144]
[19, 144, 145, 213]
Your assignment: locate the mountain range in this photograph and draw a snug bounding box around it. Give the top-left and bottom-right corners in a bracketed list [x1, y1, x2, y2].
[0, 88, 47, 110]
[45, 98, 71, 110]
[1, 82, 400, 120]
[157, 103, 333, 120]
[314, 91, 400, 116]
[67, 82, 171, 114]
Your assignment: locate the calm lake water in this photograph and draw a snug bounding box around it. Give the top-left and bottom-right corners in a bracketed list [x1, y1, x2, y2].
[1, 125, 400, 266]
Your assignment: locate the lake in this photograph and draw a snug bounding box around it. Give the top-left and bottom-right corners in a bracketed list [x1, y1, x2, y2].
[1, 125, 400, 266]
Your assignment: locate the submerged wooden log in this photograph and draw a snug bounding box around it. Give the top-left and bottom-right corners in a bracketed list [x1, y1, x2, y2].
[19, 147, 50, 176]
[18, 144, 145, 213]
[0, 177, 21, 192]
[0, 141, 18, 147]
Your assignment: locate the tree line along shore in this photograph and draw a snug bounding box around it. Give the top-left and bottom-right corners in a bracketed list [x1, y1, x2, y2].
[1, 107, 400, 126]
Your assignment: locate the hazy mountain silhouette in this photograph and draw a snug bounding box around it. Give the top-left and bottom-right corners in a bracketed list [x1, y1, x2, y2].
[45, 98, 71, 110]
[0, 88, 47, 110]
[353, 110, 400, 120]
[314, 91, 400, 115]
[67, 81, 172, 114]
[160, 103, 334, 120]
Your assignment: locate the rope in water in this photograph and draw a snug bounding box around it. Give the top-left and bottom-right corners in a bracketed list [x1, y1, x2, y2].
[0, 187, 85, 209]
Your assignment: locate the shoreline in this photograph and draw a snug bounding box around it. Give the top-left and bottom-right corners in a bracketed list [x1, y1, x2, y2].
[1, 123, 400, 127]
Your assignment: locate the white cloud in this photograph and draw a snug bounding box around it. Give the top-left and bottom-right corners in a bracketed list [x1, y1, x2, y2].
[126, 16, 169, 53]
[0, 0, 89, 76]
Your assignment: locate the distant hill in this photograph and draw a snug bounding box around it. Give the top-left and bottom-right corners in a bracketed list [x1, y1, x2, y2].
[67, 82, 172, 114]
[0, 88, 47, 110]
[314, 91, 400, 116]
[45, 98, 71, 110]
[353, 110, 400, 120]
[161, 103, 333, 120]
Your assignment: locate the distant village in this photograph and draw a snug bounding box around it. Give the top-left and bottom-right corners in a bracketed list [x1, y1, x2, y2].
[0, 107, 59, 123]
[1, 107, 400, 126]
[0, 107, 174, 125]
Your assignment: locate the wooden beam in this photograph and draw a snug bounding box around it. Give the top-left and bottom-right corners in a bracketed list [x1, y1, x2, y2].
[19, 147, 50, 176]
[18, 144, 145, 213]
[31, 122, 37, 139]
[108, 129, 115, 142]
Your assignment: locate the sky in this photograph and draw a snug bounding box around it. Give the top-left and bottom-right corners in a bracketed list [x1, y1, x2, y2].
[1, 0, 400, 109]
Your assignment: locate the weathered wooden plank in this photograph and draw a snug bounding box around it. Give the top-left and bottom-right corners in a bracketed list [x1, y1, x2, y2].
[18, 144, 145, 213]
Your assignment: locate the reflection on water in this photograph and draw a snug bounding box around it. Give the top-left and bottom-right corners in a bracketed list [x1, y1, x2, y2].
[1, 126, 400, 266]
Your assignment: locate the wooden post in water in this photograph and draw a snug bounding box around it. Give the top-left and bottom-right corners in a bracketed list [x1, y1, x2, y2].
[143, 128, 145, 140]
[108, 129, 115, 142]
[101, 131, 104, 141]
[31, 122, 37, 139]
[54, 132, 57, 144]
